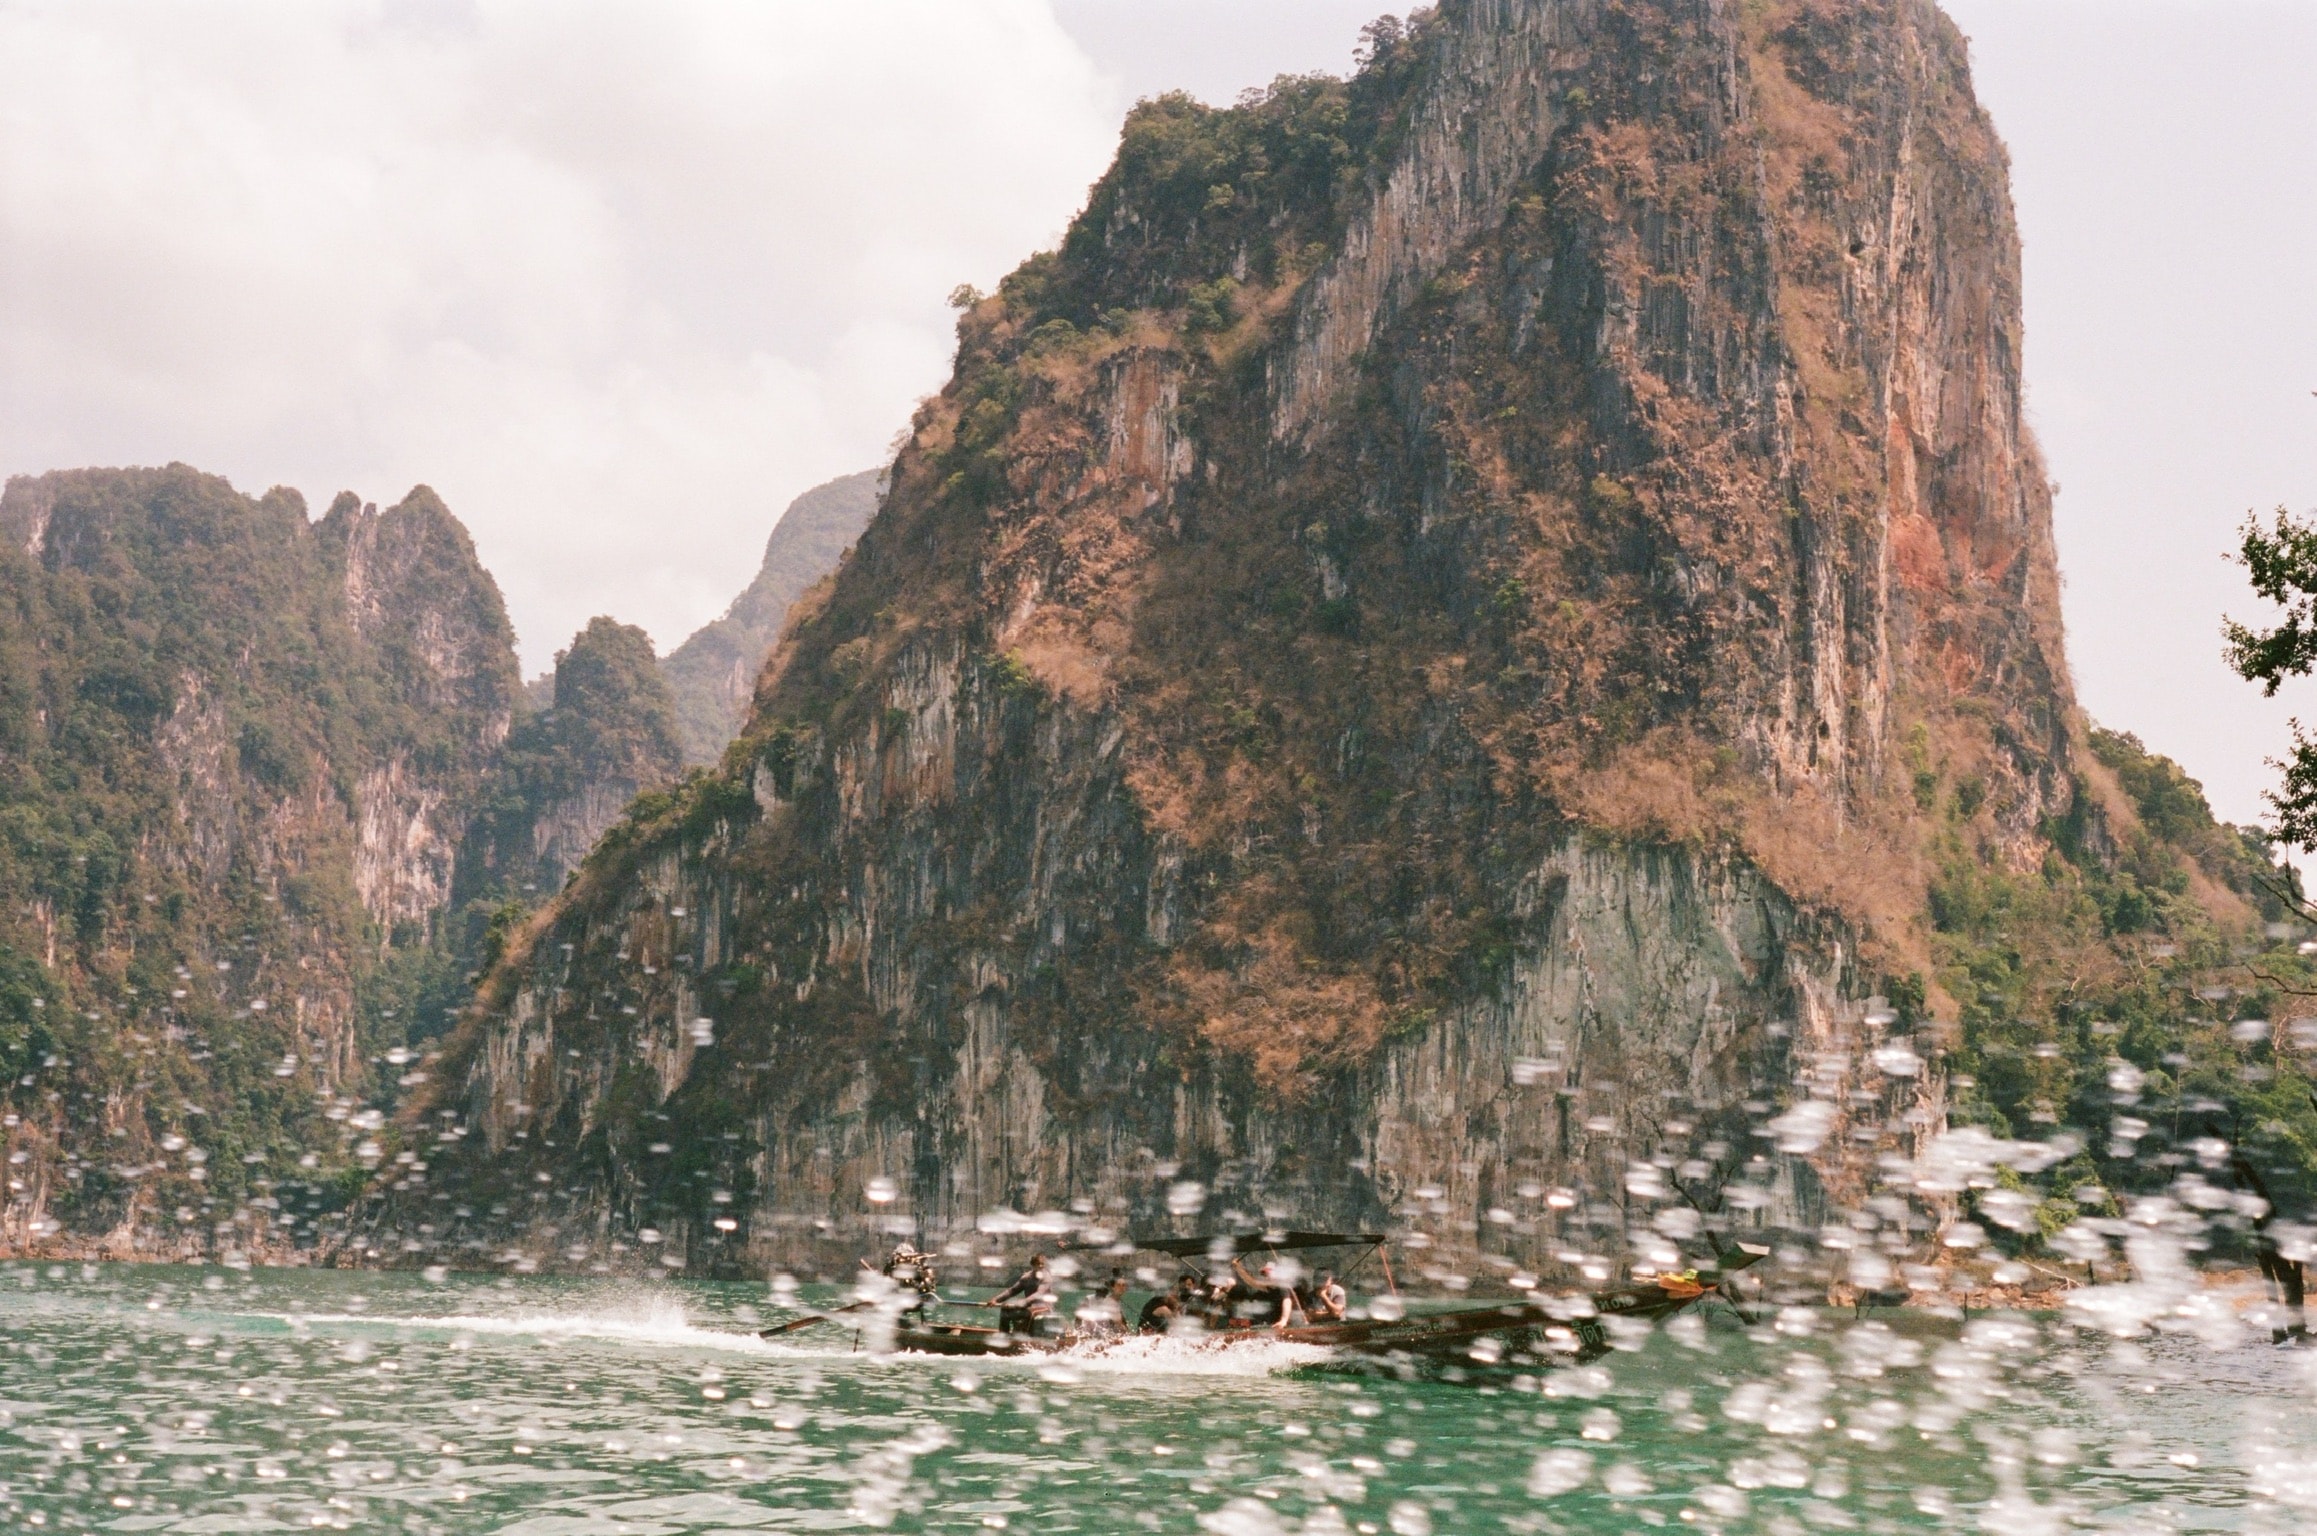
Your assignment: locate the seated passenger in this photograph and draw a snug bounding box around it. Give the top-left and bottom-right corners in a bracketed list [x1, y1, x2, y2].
[1138, 1274, 1201, 1332]
[1310, 1270, 1349, 1322]
[881, 1243, 938, 1318]
[1076, 1269, 1130, 1338]
[1203, 1274, 1242, 1329]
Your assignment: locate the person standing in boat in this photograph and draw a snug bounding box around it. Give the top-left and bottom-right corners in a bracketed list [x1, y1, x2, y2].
[882, 1243, 938, 1320]
[1229, 1259, 1304, 1329]
[988, 1252, 1057, 1337]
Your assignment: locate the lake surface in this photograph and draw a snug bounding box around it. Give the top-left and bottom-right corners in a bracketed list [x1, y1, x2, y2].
[0, 1264, 2310, 1533]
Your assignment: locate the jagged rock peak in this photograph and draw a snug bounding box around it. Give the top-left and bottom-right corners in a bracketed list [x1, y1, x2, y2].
[662, 469, 881, 765]
[320, 485, 521, 729]
[456, 616, 685, 904]
[395, 0, 2091, 1276]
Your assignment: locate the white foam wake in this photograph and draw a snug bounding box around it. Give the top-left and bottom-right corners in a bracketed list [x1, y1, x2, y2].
[248, 1303, 1339, 1375]
[274, 1299, 782, 1355]
[775, 1328, 1339, 1379]
[1064, 1332, 1339, 1377]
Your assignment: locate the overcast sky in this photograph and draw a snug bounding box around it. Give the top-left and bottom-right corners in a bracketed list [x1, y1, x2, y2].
[3, 3, 2313, 841]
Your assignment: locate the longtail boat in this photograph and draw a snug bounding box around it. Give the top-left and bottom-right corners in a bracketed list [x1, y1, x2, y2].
[1098, 1231, 1766, 1366]
[767, 1230, 1766, 1365]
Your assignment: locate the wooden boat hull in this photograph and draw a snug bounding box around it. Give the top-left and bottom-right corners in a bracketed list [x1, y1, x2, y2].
[780, 1256, 1753, 1367]
[1197, 1279, 1716, 1364]
[891, 1321, 1069, 1356]
[882, 1283, 1714, 1363]
[1194, 1306, 1591, 1363]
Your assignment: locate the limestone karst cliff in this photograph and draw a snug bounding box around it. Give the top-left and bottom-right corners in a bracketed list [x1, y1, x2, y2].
[0, 468, 519, 1254]
[384, 0, 2297, 1280]
[457, 616, 686, 907]
[0, 442, 892, 1257]
[324, 488, 528, 939]
[661, 471, 881, 766]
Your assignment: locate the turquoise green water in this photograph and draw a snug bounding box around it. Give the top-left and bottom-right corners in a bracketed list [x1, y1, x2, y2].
[0, 1264, 2309, 1533]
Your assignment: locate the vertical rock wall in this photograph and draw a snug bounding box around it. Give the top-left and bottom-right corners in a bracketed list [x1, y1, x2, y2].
[0, 467, 519, 1254]
[398, 0, 2080, 1279]
[325, 489, 520, 936]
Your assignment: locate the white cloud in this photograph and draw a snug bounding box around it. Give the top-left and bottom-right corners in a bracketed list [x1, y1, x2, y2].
[0, 0, 1121, 667]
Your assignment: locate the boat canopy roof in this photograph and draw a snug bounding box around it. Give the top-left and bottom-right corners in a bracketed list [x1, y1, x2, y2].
[1124, 1231, 1387, 1259]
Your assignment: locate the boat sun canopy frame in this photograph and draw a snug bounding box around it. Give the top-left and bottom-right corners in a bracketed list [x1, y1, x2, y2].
[1106, 1232, 1389, 1260]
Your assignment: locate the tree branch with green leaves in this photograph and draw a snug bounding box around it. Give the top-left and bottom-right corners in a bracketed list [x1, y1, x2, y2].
[2227, 506, 2317, 849]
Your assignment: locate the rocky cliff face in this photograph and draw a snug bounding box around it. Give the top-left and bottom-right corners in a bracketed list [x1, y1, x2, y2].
[457, 616, 685, 905]
[0, 462, 788, 1258]
[325, 490, 522, 936]
[661, 471, 880, 766]
[392, 0, 2114, 1279]
[0, 467, 520, 1255]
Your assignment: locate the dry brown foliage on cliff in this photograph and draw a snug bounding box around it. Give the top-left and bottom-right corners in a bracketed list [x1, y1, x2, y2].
[434, 0, 2157, 1140]
[691, 0, 2082, 1093]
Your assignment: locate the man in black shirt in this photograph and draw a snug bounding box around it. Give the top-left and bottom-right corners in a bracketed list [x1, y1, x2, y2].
[988, 1253, 1056, 1337]
[1229, 1259, 1303, 1329]
[1137, 1273, 1201, 1333]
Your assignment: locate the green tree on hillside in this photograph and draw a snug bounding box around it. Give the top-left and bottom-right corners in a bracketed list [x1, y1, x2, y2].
[2222, 502, 2317, 1334]
[453, 615, 683, 912]
[2228, 506, 2317, 848]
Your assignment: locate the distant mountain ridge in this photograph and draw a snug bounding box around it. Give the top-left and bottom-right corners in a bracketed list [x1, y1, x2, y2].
[660, 470, 880, 764]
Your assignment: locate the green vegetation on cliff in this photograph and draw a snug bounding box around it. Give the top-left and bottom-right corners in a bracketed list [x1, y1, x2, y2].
[0, 466, 518, 1251]
[1927, 728, 2316, 1240]
[459, 616, 683, 908]
[0, 448, 860, 1256]
[357, 617, 689, 1079]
